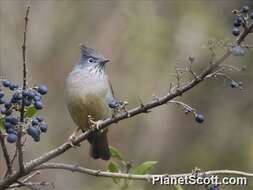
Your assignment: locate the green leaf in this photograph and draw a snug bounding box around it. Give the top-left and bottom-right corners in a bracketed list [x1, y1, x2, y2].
[107, 161, 120, 184]
[133, 161, 157, 175]
[109, 146, 123, 161]
[108, 161, 120, 173]
[174, 185, 184, 190]
[25, 107, 37, 118]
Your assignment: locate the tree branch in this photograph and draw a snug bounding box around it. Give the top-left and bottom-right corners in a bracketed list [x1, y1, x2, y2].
[0, 133, 12, 177]
[36, 162, 253, 181]
[17, 5, 30, 174]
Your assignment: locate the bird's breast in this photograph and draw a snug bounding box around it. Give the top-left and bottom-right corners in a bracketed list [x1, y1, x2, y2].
[65, 72, 110, 129]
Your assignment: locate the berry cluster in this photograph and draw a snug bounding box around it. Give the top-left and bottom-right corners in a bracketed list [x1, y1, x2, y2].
[232, 5, 253, 36]
[0, 79, 48, 143]
[27, 116, 47, 142]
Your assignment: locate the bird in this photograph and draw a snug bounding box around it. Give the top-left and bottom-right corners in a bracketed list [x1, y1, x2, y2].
[65, 45, 121, 160]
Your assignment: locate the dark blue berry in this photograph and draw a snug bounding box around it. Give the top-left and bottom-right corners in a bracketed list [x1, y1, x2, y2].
[5, 109, 12, 116]
[22, 90, 29, 97]
[7, 133, 17, 143]
[5, 116, 18, 125]
[232, 27, 240, 36]
[231, 46, 245, 56]
[34, 101, 43, 110]
[9, 83, 17, 91]
[195, 113, 205, 123]
[208, 185, 219, 190]
[233, 20, 241, 27]
[236, 16, 244, 24]
[33, 95, 41, 101]
[24, 99, 32, 106]
[13, 93, 22, 100]
[6, 128, 16, 134]
[32, 118, 39, 126]
[36, 116, 44, 122]
[37, 85, 48, 95]
[4, 102, 12, 109]
[0, 108, 6, 114]
[39, 124, 48, 133]
[10, 118, 18, 125]
[4, 122, 13, 129]
[242, 5, 249, 13]
[2, 80, 11, 88]
[230, 81, 239, 88]
[0, 91, 4, 98]
[11, 97, 18, 104]
[27, 90, 35, 99]
[0, 98, 5, 104]
[27, 127, 40, 138]
[108, 99, 121, 109]
[250, 12, 253, 19]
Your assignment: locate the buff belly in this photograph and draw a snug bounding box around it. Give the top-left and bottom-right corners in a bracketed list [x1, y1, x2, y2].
[66, 93, 110, 130]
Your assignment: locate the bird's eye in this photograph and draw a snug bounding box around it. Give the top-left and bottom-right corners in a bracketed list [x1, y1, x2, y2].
[87, 57, 95, 63]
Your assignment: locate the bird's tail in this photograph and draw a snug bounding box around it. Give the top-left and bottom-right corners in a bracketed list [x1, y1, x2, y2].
[87, 131, 110, 160]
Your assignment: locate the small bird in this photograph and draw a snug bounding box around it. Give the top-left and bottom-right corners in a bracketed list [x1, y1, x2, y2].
[65, 45, 120, 160]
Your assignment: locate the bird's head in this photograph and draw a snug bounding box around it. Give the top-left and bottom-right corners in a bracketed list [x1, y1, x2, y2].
[77, 45, 110, 74]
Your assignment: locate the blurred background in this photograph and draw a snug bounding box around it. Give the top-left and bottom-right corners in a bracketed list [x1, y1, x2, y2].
[0, 0, 253, 190]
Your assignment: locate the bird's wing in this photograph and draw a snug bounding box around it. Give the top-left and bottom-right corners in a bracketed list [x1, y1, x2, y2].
[109, 81, 115, 97]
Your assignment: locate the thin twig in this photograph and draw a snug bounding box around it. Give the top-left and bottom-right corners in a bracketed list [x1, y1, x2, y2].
[240, 44, 253, 48]
[36, 162, 253, 180]
[168, 100, 195, 113]
[22, 171, 41, 183]
[9, 181, 51, 190]
[5, 136, 27, 178]
[17, 5, 30, 174]
[0, 133, 12, 177]
[219, 64, 242, 72]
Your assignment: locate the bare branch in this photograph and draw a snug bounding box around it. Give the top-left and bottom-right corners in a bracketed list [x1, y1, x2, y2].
[17, 5, 30, 174]
[0, 133, 12, 177]
[22, 171, 41, 183]
[9, 181, 52, 190]
[240, 44, 253, 48]
[36, 162, 253, 181]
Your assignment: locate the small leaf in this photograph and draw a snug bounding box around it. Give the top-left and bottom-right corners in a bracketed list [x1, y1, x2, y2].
[108, 161, 120, 173]
[133, 161, 157, 175]
[109, 146, 123, 161]
[174, 185, 184, 190]
[107, 161, 120, 184]
[25, 107, 37, 118]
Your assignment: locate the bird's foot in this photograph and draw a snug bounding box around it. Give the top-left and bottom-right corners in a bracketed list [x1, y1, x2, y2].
[67, 130, 81, 148]
[88, 115, 104, 132]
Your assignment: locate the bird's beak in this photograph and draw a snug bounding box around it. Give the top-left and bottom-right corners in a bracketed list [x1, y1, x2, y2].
[100, 59, 110, 65]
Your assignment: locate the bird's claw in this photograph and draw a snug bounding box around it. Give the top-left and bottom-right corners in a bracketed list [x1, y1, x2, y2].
[67, 131, 81, 148]
[88, 115, 103, 132]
